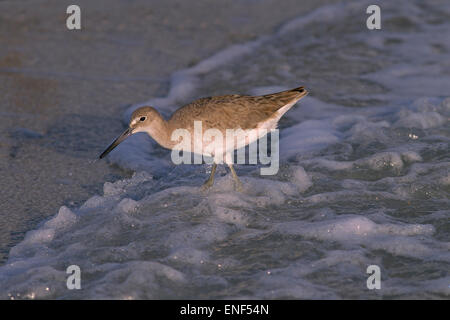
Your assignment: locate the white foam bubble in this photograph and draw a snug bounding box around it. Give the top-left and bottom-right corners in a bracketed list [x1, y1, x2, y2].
[289, 166, 313, 193]
[80, 195, 108, 210]
[400, 150, 423, 163]
[281, 119, 341, 159]
[168, 248, 209, 265]
[395, 111, 446, 129]
[44, 206, 77, 230]
[19, 228, 55, 245]
[274, 215, 441, 260]
[103, 171, 153, 196]
[356, 152, 404, 171]
[117, 198, 139, 213]
[210, 206, 249, 227]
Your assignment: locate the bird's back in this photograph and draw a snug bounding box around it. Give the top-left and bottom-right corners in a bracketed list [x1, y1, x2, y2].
[168, 86, 307, 132]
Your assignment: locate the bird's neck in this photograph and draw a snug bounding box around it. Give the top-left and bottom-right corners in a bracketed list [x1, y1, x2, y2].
[144, 112, 174, 149]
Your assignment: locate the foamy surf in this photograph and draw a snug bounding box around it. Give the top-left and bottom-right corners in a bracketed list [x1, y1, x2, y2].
[1, 0, 449, 299]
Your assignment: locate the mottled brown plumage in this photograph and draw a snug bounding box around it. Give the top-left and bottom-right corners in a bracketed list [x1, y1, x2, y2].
[167, 86, 307, 132]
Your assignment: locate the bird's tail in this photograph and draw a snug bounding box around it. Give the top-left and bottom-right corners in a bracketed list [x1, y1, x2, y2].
[262, 86, 308, 108]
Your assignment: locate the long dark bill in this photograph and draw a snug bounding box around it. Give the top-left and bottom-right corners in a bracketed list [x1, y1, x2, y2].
[99, 128, 132, 159]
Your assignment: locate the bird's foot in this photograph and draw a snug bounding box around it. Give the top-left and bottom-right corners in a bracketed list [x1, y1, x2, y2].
[200, 178, 214, 191]
[234, 180, 244, 192]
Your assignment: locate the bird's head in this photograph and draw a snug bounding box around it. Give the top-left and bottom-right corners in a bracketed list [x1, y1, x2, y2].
[99, 106, 157, 159]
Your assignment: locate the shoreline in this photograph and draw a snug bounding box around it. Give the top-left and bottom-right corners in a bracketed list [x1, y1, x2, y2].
[0, 0, 335, 264]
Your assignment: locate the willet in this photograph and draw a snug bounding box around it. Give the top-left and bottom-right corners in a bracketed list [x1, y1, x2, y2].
[99, 86, 308, 190]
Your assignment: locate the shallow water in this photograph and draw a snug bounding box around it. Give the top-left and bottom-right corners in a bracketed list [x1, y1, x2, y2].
[1, 0, 449, 299]
[0, 0, 322, 263]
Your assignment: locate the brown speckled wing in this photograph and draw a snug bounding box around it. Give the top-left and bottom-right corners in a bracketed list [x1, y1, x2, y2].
[168, 86, 307, 131]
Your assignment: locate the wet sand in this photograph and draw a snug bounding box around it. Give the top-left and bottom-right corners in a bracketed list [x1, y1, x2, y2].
[0, 0, 334, 263]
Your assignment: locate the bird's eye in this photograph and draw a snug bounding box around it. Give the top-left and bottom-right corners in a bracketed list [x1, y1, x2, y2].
[139, 117, 146, 122]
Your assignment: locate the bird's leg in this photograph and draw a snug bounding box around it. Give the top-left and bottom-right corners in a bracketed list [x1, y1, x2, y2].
[228, 163, 243, 192]
[201, 163, 217, 190]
